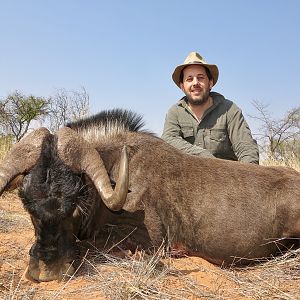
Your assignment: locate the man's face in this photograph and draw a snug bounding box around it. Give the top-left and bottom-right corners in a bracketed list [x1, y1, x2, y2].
[180, 65, 213, 105]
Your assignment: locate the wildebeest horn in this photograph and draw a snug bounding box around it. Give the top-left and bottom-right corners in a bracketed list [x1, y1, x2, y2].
[0, 128, 51, 195]
[56, 127, 129, 211]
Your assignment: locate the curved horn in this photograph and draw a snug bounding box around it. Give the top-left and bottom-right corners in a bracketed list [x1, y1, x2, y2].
[56, 127, 129, 211]
[0, 128, 51, 195]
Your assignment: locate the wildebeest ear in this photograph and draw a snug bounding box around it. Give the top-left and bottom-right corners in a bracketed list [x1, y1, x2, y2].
[5, 175, 24, 191]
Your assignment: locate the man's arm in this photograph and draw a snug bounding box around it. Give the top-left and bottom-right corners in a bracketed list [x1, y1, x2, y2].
[161, 106, 214, 157]
[227, 103, 259, 164]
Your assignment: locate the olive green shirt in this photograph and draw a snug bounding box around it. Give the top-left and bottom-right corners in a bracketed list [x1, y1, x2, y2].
[161, 92, 259, 164]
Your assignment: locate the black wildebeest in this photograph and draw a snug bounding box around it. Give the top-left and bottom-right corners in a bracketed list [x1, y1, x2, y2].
[0, 109, 300, 282]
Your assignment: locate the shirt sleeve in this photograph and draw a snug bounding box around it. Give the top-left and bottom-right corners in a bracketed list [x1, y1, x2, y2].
[227, 103, 259, 164]
[161, 105, 214, 157]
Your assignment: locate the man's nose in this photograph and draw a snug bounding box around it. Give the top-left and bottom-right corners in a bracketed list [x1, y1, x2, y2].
[192, 77, 200, 85]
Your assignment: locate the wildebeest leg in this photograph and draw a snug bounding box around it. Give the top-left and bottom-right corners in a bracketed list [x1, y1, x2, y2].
[143, 203, 166, 249]
[281, 218, 300, 250]
[273, 193, 300, 252]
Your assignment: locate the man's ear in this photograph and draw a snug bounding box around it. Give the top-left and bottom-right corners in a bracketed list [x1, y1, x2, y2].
[180, 82, 185, 92]
[209, 80, 213, 89]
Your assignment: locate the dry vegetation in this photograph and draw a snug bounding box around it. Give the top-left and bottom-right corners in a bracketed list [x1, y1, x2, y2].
[261, 155, 300, 173]
[0, 136, 12, 161]
[0, 145, 300, 299]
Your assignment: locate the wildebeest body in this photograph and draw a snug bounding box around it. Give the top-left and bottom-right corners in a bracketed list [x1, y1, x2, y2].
[92, 130, 300, 263]
[0, 109, 300, 281]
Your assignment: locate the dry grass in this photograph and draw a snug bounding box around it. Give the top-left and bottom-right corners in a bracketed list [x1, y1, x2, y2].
[224, 249, 300, 299]
[67, 248, 191, 299]
[0, 237, 223, 299]
[261, 155, 300, 173]
[1, 215, 300, 300]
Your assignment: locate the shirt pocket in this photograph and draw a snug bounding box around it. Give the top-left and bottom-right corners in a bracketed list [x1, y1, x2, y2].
[208, 128, 230, 154]
[209, 129, 227, 142]
[181, 125, 195, 144]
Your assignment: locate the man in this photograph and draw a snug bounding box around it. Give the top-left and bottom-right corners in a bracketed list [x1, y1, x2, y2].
[162, 52, 259, 164]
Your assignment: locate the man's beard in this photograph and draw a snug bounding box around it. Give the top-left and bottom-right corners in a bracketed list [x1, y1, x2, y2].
[186, 89, 210, 106]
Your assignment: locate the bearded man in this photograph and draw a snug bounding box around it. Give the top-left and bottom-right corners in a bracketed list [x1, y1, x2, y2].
[162, 52, 259, 164]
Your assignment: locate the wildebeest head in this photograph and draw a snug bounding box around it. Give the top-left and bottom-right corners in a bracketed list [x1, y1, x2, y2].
[20, 138, 84, 281]
[0, 126, 129, 282]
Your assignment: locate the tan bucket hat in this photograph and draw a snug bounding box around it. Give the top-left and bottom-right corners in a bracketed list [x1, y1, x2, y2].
[172, 52, 219, 88]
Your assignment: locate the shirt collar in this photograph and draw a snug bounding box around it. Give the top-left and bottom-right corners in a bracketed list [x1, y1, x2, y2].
[177, 92, 224, 121]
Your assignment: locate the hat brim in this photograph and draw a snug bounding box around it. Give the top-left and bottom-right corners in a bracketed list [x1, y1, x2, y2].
[172, 63, 219, 88]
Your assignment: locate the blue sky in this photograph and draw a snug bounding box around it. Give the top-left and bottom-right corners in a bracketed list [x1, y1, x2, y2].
[0, 0, 299, 135]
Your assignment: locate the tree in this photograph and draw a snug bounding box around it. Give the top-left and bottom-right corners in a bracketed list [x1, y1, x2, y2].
[47, 87, 90, 131]
[0, 91, 49, 141]
[249, 100, 300, 160]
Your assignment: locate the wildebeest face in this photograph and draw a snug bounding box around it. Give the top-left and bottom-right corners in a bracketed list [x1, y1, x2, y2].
[19, 160, 85, 282]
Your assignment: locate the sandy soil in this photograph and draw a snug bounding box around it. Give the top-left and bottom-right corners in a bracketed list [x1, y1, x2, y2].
[1, 192, 299, 299]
